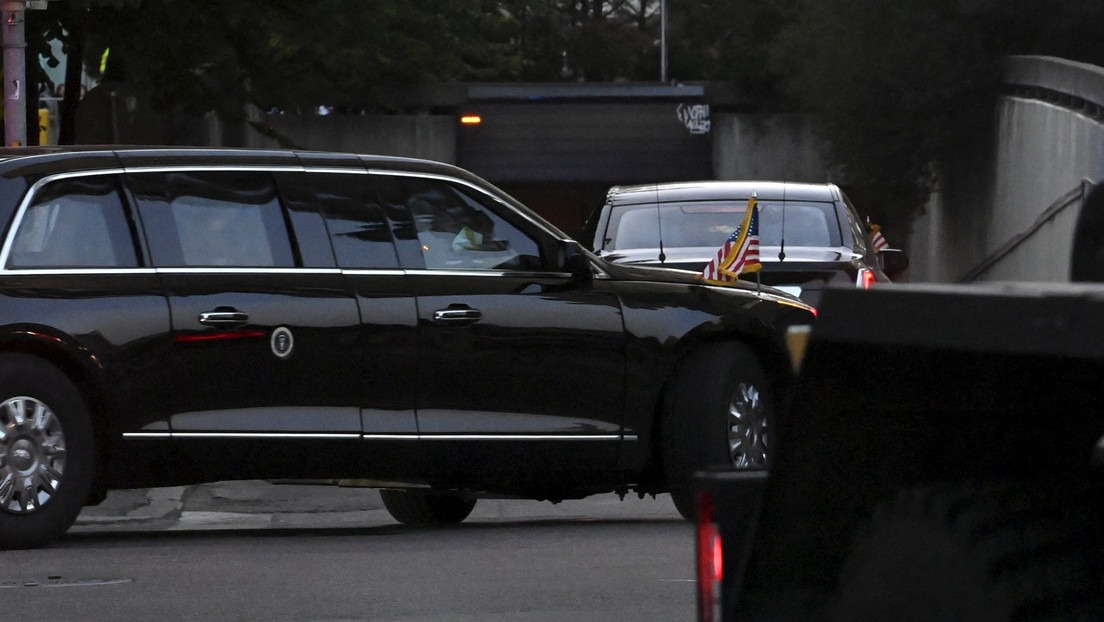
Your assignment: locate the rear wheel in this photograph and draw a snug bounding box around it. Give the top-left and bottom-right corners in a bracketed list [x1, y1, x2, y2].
[0, 355, 95, 550]
[663, 342, 774, 520]
[830, 482, 1104, 621]
[380, 489, 476, 526]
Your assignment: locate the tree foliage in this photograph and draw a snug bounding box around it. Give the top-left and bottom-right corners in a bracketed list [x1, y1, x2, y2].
[770, 0, 1104, 223]
[19, 1, 1104, 223]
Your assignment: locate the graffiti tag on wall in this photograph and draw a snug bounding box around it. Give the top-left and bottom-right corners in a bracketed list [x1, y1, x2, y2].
[677, 103, 711, 135]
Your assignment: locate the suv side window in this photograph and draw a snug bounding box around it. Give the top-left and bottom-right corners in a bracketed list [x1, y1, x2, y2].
[129, 171, 294, 268]
[8, 174, 139, 268]
[375, 175, 541, 271]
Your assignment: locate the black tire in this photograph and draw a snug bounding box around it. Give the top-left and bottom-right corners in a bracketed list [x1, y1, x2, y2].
[662, 342, 774, 521]
[380, 489, 476, 526]
[0, 354, 96, 550]
[830, 482, 1104, 622]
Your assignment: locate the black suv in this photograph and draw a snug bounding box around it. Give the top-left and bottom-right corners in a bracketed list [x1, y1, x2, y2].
[0, 147, 813, 548]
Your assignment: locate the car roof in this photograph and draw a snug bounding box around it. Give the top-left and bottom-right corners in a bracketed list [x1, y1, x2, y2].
[605, 180, 839, 205]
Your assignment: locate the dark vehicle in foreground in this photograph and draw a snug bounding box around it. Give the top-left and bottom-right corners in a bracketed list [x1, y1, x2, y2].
[584, 181, 908, 306]
[693, 182, 1104, 621]
[0, 147, 814, 549]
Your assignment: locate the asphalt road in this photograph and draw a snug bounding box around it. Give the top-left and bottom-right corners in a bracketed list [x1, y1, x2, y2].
[3, 482, 696, 621]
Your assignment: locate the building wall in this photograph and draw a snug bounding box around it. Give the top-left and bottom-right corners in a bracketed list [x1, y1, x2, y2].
[246, 112, 458, 164]
[908, 56, 1104, 283]
[712, 113, 829, 183]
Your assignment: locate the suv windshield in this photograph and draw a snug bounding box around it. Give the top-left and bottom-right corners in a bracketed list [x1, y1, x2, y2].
[602, 200, 842, 251]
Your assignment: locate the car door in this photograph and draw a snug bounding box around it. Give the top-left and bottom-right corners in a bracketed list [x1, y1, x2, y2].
[126, 168, 364, 445]
[273, 166, 419, 449]
[376, 173, 628, 479]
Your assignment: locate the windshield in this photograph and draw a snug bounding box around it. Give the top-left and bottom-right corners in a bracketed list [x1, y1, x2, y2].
[601, 200, 843, 252]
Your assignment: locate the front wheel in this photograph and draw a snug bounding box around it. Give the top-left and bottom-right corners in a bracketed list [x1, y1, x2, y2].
[380, 489, 476, 526]
[0, 355, 96, 549]
[662, 342, 774, 520]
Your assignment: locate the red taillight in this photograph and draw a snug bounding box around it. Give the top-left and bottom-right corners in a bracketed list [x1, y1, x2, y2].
[696, 490, 723, 622]
[858, 268, 877, 289]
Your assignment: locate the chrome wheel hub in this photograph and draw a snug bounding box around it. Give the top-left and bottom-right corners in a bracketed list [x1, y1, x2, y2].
[728, 382, 768, 468]
[0, 396, 66, 514]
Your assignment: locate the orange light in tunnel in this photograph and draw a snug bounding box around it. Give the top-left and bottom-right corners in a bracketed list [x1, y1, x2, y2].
[460, 114, 483, 125]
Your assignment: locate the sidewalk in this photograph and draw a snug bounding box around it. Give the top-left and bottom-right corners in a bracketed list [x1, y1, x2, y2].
[72, 480, 684, 532]
[74, 480, 387, 530]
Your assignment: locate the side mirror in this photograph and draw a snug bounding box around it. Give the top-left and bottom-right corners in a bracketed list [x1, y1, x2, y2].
[878, 248, 909, 280]
[556, 241, 594, 282]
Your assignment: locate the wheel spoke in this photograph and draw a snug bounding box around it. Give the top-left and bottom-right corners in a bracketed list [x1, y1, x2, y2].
[32, 402, 53, 434]
[33, 469, 56, 497]
[0, 469, 13, 507]
[6, 398, 26, 426]
[42, 436, 66, 459]
[19, 477, 35, 512]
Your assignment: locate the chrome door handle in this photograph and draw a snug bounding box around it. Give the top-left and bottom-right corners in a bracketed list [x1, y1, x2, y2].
[432, 307, 482, 325]
[198, 310, 250, 328]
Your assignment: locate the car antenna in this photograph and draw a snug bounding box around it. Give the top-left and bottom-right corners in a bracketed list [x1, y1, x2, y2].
[778, 182, 787, 261]
[655, 187, 667, 263]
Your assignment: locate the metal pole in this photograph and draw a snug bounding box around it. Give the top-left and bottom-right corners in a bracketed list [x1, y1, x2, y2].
[1, 0, 26, 146]
[660, 0, 668, 83]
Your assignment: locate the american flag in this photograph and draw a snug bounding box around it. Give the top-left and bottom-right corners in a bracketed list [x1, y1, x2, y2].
[869, 223, 889, 253]
[700, 198, 762, 284]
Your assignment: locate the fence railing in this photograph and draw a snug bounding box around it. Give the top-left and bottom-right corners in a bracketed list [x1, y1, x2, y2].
[958, 180, 1096, 282]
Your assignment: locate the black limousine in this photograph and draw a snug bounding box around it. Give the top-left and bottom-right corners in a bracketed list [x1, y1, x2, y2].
[0, 147, 813, 548]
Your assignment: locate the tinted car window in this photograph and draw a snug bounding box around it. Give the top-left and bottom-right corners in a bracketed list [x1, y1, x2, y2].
[606, 200, 841, 251]
[376, 175, 542, 271]
[272, 171, 339, 268]
[8, 175, 139, 268]
[129, 171, 294, 268]
[302, 172, 398, 269]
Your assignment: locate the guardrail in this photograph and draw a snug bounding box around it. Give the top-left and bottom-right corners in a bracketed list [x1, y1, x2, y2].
[958, 179, 1097, 283]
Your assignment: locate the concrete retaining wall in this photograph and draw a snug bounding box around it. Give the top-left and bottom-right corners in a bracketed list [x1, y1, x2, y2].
[908, 56, 1104, 283]
[712, 113, 829, 183]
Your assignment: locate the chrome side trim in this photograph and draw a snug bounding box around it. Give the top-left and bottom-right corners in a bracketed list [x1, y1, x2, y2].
[169, 432, 362, 439]
[155, 267, 342, 275]
[412, 269, 573, 279]
[0, 267, 348, 276]
[123, 432, 636, 441]
[418, 434, 630, 441]
[0, 268, 159, 276]
[341, 269, 407, 277]
[301, 168, 369, 175]
[122, 165, 303, 174]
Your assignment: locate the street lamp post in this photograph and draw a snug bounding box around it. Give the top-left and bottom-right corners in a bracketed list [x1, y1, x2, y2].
[660, 0, 668, 83]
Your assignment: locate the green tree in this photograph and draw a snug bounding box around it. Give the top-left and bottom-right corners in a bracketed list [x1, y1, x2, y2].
[769, 0, 1104, 227]
[667, 0, 796, 96]
[29, 0, 523, 142]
